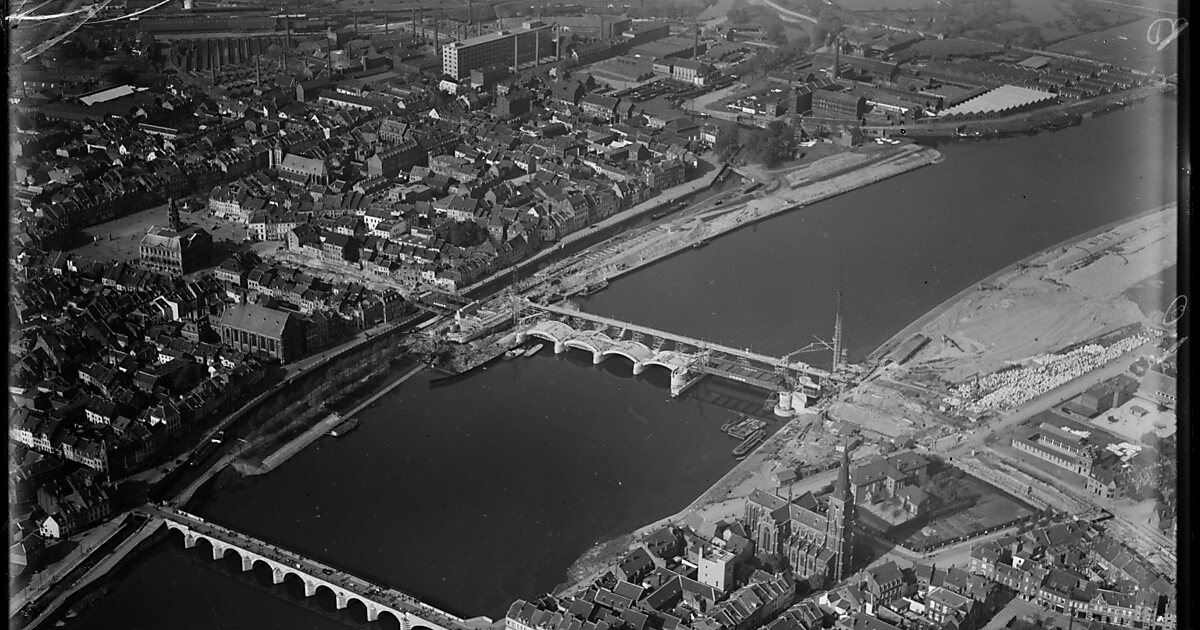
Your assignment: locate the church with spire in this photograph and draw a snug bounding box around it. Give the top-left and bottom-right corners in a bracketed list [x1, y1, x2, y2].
[744, 448, 856, 584]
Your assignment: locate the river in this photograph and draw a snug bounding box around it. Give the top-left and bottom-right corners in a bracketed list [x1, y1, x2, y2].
[63, 94, 1177, 629]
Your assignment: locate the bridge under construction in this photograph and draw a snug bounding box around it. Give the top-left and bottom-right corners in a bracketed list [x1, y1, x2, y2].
[517, 301, 831, 414]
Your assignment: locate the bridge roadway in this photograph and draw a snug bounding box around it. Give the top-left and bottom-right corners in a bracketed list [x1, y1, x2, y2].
[519, 302, 829, 411]
[141, 504, 489, 630]
[526, 302, 828, 380]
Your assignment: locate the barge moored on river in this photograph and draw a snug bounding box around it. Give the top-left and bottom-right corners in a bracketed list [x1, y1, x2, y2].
[329, 417, 358, 437]
[733, 429, 765, 459]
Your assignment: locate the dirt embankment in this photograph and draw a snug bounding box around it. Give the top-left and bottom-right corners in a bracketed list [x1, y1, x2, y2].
[901, 206, 1176, 385]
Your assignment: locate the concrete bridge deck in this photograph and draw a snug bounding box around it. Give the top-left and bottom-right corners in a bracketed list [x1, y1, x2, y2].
[526, 301, 829, 381]
[142, 504, 489, 630]
[519, 303, 826, 413]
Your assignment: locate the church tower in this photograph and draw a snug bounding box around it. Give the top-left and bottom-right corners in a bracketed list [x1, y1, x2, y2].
[167, 197, 182, 231]
[825, 447, 855, 583]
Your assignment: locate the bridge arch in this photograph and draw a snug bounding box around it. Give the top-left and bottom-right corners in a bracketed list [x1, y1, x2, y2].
[280, 570, 309, 598]
[376, 610, 404, 630]
[191, 535, 216, 561]
[563, 338, 600, 355]
[343, 596, 370, 624]
[524, 329, 563, 345]
[642, 358, 678, 371]
[312, 583, 339, 611]
[597, 348, 643, 365]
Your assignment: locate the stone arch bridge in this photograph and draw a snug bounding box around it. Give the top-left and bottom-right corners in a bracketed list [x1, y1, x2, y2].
[144, 504, 491, 630]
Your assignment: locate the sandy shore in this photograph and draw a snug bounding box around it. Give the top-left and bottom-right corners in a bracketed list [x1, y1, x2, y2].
[869, 202, 1177, 365]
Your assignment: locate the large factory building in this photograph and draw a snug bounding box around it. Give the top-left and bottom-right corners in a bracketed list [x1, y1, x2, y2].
[442, 21, 555, 79]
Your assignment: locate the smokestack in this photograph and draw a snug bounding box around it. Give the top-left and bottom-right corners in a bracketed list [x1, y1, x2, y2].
[412, 8, 417, 34]
[434, 13, 439, 56]
[832, 34, 840, 80]
[513, 30, 518, 69]
[556, 24, 561, 59]
[255, 54, 261, 85]
[354, 11, 358, 37]
[693, 21, 698, 58]
[467, 0, 472, 27]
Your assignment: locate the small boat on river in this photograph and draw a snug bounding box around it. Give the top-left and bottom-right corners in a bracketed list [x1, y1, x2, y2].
[523, 343, 545, 358]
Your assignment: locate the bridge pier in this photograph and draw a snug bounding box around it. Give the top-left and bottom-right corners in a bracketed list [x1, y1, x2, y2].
[790, 390, 809, 412]
[183, 531, 199, 549]
[773, 389, 795, 417]
[335, 590, 351, 610]
[591, 351, 603, 365]
[240, 554, 253, 572]
[669, 369, 705, 397]
[272, 566, 286, 584]
[210, 541, 227, 561]
[304, 579, 318, 597]
[554, 340, 567, 354]
[365, 604, 380, 622]
[632, 361, 646, 375]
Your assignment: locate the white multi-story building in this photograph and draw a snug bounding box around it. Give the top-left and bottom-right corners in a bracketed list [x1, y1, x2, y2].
[442, 21, 555, 79]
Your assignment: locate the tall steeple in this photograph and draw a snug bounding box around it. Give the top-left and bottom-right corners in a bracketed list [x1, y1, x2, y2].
[833, 445, 851, 502]
[825, 445, 855, 583]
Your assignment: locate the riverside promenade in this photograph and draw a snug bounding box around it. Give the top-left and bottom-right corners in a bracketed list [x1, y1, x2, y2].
[243, 364, 425, 476]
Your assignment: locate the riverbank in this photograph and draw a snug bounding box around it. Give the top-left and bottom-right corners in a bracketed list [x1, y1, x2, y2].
[234, 363, 425, 476]
[867, 202, 1177, 369]
[554, 407, 856, 596]
[16, 516, 162, 630]
[605, 144, 939, 285]
[531, 143, 939, 299]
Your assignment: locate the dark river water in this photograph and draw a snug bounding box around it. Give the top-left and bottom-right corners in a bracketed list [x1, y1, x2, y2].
[65, 94, 1177, 629]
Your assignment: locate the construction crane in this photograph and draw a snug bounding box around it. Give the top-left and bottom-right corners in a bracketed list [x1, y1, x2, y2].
[781, 292, 845, 372]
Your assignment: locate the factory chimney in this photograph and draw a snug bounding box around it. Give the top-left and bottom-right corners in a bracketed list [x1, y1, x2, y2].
[832, 34, 840, 80]
[693, 21, 698, 58]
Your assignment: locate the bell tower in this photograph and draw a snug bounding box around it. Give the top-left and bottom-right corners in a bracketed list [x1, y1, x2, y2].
[825, 447, 855, 583]
[167, 198, 182, 230]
